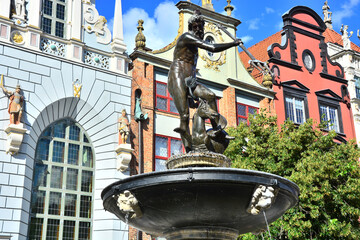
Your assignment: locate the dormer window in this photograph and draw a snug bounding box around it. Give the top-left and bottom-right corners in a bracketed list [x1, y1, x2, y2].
[41, 0, 67, 38]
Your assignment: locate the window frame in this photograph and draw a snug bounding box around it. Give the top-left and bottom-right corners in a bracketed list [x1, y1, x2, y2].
[154, 134, 184, 171]
[236, 102, 258, 125]
[29, 119, 94, 240]
[317, 96, 344, 134]
[283, 87, 309, 124]
[41, 0, 67, 38]
[155, 81, 179, 115]
[354, 75, 360, 99]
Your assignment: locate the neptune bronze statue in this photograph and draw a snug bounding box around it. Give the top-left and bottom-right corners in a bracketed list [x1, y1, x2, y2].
[168, 10, 241, 153]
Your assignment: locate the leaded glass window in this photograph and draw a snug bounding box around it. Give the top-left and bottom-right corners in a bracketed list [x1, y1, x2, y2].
[41, 0, 67, 38]
[320, 105, 340, 132]
[236, 103, 258, 125]
[155, 81, 179, 114]
[285, 96, 306, 124]
[29, 119, 94, 240]
[155, 135, 184, 171]
[355, 76, 360, 99]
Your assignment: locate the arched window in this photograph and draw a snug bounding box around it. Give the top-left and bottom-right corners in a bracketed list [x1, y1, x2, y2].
[29, 119, 94, 240]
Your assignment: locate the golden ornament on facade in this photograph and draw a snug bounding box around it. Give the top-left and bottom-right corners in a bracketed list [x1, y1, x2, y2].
[224, 0, 234, 16]
[135, 19, 146, 50]
[199, 23, 226, 72]
[11, 31, 24, 44]
[72, 79, 82, 98]
[152, 13, 184, 54]
[13, 33, 23, 43]
[262, 73, 273, 89]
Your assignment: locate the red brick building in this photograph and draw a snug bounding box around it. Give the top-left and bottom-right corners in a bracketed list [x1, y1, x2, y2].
[240, 6, 356, 142]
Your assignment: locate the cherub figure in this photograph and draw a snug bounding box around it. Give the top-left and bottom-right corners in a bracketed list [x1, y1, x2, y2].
[1, 75, 24, 125]
[118, 109, 130, 144]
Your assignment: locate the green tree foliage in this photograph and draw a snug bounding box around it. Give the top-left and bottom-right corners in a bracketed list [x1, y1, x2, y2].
[224, 112, 360, 239]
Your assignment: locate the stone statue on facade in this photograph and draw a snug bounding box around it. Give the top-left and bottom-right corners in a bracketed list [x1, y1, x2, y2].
[168, 10, 241, 152]
[118, 109, 130, 144]
[341, 24, 353, 50]
[322, 1, 332, 23]
[12, 0, 26, 20]
[1, 75, 24, 125]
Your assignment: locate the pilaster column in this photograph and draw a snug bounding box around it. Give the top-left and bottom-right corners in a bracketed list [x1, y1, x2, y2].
[28, 0, 42, 28]
[0, 0, 11, 19]
[26, 0, 42, 50]
[71, 0, 82, 41]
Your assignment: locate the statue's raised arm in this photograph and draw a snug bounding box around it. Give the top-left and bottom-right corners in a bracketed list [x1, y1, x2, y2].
[1, 75, 24, 125]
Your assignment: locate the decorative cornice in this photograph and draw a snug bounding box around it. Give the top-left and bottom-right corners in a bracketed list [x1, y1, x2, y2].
[175, 1, 241, 27]
[130, 50, 172, 68]
[0, 15, 11, 21]
[227, 78, 276, 99]
[281, 80, 310, 93]
[315, 89, 342, 101]
[319, 72, 347, 84]
[269, 58, 302, 71]
[0, 40, 131, 79]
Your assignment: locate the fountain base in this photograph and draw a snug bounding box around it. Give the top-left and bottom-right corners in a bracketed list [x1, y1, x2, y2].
[102, 167, 299, 239]
[164, 227, 239, 240]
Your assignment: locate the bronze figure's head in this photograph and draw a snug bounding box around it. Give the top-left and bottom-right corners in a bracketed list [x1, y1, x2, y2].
[188, 10, 205, 39]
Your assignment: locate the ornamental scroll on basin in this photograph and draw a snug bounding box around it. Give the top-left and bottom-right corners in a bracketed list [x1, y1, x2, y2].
[247, 185, 279, 215]
[116, 190, 142, 219]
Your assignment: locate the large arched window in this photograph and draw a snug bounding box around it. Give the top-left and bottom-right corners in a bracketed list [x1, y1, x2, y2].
[29, 119, 94, 240]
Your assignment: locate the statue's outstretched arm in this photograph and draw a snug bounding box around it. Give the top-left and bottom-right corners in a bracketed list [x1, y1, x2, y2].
[1, 75, 12, 95]
[185, 34, 239, 53]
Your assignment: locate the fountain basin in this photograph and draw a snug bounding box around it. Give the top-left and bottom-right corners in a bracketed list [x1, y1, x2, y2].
[101, 168, 299, 239]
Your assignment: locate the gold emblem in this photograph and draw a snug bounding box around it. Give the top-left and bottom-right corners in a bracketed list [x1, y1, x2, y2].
[72, 79, 82, 98]
[199, 23, 226, 72]
[13, 33, 23, 43]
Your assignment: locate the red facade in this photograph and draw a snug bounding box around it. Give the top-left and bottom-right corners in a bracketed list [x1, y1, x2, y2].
[241, 6, 356, 142]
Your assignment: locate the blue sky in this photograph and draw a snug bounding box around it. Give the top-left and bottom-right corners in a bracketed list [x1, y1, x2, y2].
[95, 0, 360, 53]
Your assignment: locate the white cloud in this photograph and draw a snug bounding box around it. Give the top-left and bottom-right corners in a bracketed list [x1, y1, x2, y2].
[332, 0, 360, 28]
[122, 1, 179, 52]
[240, 35, 253, 44]
[248, 18, 260, 30]
[265, 7, 275, 14]
[276, 21, 283, 31]
[107, 17, 114, 34]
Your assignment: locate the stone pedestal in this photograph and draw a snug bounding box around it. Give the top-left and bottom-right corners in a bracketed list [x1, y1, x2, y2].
[115, 144, 134, 171]
[5, 123, 27, 155]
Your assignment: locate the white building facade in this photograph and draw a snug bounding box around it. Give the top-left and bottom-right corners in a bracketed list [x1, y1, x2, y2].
[326, 32, 360, 145]
[0, 0, 131, 239]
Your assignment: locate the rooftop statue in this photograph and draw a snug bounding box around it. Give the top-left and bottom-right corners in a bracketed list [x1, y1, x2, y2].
[341, 24, 353, 50]
[322, 0, 332, 22]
